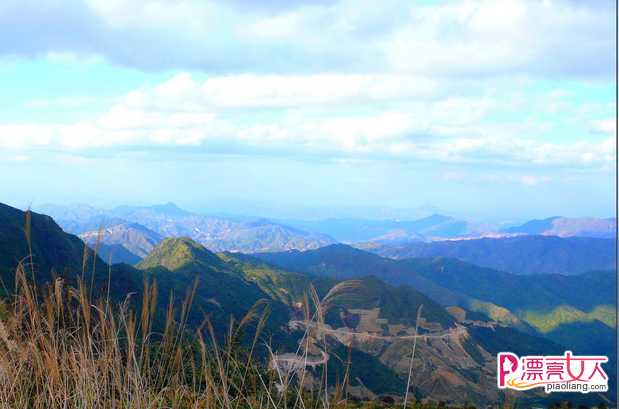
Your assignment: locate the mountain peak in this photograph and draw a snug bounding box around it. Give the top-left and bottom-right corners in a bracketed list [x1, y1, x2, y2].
[137, 237, 219, 271]
[149, 202, 191, 217]
[242, 218, 277, 228]
[110, 202, 192, 220]
[318, 243, 371, 255]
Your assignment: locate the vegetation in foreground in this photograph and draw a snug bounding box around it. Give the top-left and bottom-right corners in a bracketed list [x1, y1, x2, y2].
[0, 214, 611, 409]
[0, 262, 611, 409]
[0, 256, 501, 409]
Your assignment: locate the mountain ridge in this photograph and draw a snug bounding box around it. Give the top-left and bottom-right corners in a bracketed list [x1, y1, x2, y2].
[40, 203, 336, 255]
[502, 216, 616, 238]
[1, 202, 614, 405]
[362, 235, 616, 275]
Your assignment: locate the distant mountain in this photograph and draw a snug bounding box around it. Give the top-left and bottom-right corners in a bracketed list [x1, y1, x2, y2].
[36, 203, 125, 234]
[256, 244, 470, 306]
[281, 214, 470, 243]
[103, 204, 335, 252]
[204, 219, 335, 253]
[36, 203, 103, 222]
[254, 246, 596, 404]
[255, 244, 615, 313]
[1, 203, 614, 405]
[38, 203, 336, 254]
[96, 243, 142, 265]
[0, 203, 291, 337]
[255, 244, 617, 384]
[140, 242, 511, 401]
[80, 222, 163, 261]
[222, 252, 455, 328]
[546, 320, 616, 359]
[502, 216, 616, 238]
[297, 215, 617, 246]
[398, 258, 615, 313]
[364, 235, 616, 275]
[112, 202, 193, 219]
[361, 229, 425, 245]
[0, 205, 484, 402]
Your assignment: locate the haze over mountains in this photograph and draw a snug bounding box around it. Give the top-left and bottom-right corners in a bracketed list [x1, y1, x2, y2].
[2, 201, 616, 405]
[80, 223, 163, 263]
[36, 203, 616, 274]
[37, 203, 336, 259]
[502, 216, 616, 238]
[4, 201, 614, 405]
[362, 235, 616, 275]
[281, 214, 469, 242]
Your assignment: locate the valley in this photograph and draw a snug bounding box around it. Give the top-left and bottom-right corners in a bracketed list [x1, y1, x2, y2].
[0, 201, 615, 407]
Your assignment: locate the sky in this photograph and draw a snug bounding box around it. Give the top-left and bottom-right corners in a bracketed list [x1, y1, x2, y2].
[0, 0, 615, 222]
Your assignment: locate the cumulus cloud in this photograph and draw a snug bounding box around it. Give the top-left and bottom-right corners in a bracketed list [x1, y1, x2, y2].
[143, 72, 443, 109]
[0, 1, 613, 172]
[383, 0, 613, 78]
[0, 0, 613, 78]
[591, 118, 616, 135]
[0, 72, 614, 169]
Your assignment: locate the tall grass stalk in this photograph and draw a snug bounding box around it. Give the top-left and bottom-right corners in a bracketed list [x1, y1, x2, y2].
[0, 219, 508, 409]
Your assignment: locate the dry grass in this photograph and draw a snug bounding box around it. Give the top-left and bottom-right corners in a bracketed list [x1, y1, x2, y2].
[0, 214, 509, 409]
[0, 241, 368, 409]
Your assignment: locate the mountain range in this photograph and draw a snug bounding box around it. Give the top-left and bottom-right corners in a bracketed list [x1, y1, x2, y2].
[254, 243, 615, 317]
[255, 243, 617, 401]
[37, 203, 616, 273]
[281, 214, 470, 242]
[3, 202, 613, 405]
[80, 222, 163, 263]
[283, 214, 616, 243]
[359, 235, 616, 275]
[502, 216, 616, 238]
[37, 203, 335, 258]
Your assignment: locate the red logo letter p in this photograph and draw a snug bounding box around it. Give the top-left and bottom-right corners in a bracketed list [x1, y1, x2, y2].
[497, 353, 519, 388]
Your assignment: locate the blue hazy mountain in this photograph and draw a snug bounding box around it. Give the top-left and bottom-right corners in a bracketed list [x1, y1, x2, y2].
[37, 203, 336, 255]
[502, 216, 616, 238]
[280, 214, 469, 242]
[361, 235, 616, 275]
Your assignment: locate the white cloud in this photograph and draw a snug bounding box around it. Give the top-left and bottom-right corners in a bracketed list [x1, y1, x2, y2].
[0, 1, 614, 173]
[384, 0, 612, 78]
[142, 73, 443, 109]
[0, 0, 613, 78]
[0, 72, 614, 170]
[519, 175, 551, 186]
[592, 119, 616, 135]
[0, 125, 54, 148]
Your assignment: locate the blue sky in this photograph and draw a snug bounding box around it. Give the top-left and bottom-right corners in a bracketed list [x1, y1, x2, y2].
[0, 0, 615, 222]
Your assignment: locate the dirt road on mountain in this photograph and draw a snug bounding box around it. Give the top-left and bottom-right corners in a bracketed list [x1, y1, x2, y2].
[271, 321, 467, 373]
[288, 320, 466, 343]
